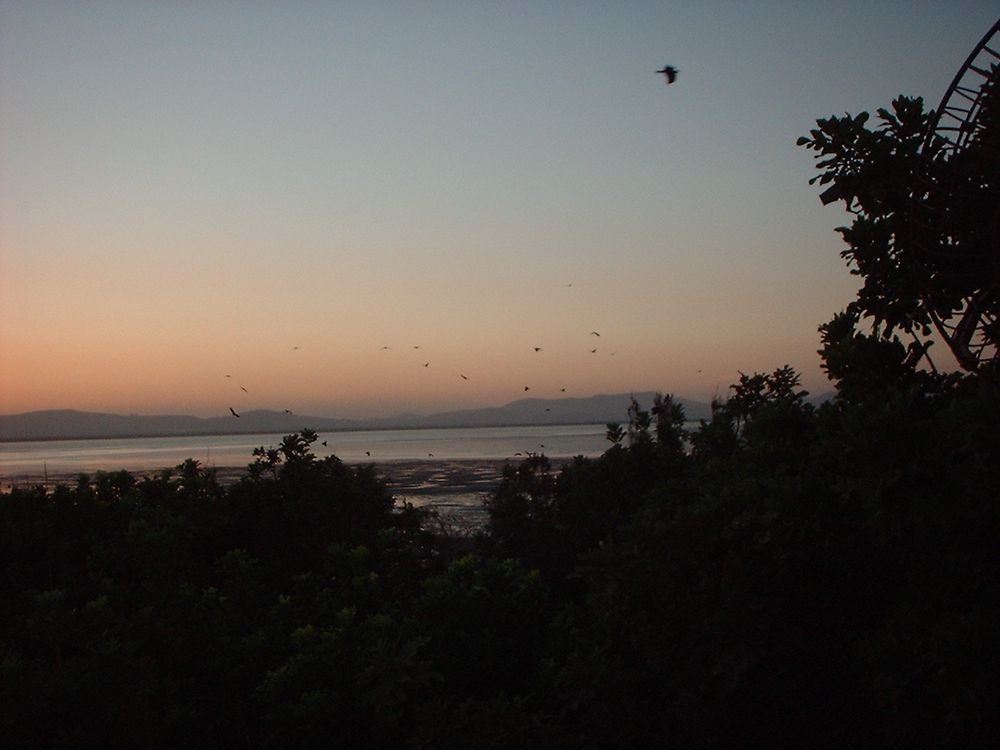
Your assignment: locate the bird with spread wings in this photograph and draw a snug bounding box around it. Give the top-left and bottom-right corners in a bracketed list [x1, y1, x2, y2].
[656, 65, 678, 84]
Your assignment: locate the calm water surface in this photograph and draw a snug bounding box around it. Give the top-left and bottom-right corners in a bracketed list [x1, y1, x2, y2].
[0, 424, 611, 480]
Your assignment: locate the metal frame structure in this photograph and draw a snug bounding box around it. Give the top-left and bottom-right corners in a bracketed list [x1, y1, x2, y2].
[917, 20, 1000, 374]
[923, 20, 1000, 158]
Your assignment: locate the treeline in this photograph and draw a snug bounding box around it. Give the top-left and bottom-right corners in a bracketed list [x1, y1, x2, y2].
[2, 363, 997, 748]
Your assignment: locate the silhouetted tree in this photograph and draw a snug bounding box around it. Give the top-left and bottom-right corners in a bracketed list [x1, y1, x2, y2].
[799, 94, 1000, 378]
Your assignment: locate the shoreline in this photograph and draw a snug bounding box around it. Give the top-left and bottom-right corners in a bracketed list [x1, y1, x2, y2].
[1, 457, 572, 497]
[0, 420, 606, 444]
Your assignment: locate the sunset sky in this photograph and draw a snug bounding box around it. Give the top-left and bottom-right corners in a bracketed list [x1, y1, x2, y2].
[2, 2, 997, 419]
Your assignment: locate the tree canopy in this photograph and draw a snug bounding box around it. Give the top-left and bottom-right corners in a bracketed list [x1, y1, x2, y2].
[798, 87, 1000, 377]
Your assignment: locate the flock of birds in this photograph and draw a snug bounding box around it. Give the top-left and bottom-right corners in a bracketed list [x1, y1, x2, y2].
[224, 63, 680, 450]
[226, 328, 608, 420]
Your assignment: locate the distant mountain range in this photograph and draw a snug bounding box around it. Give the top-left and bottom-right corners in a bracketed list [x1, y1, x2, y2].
[0, 392, 718, 441]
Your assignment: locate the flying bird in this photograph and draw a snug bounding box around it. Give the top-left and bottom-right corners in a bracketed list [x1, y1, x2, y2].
[380, 346, 391, 350]
[423, 362, 430, 367]
[240, 386, 248, 393]
[321, 440, 328, 446]
[524, 386, 530, 391]
[225, 374, 231, 378]
[229, 407, 240, 418]
[533, 347, 542, 352]
[590, 348, 598, 354]
[460, 374, 469, 380]
[590, 331, 600, 337]
[560, 388, 566, 392]
[656, 65, 678, 84]
[283, 409, 292, 414]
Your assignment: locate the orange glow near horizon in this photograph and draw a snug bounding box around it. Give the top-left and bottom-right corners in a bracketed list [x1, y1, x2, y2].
[3, 4, 982, 421]
[1, 222, 844, 419]
[1, 307, 834, 419]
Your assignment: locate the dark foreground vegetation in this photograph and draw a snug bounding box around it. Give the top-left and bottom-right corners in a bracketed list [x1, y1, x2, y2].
[3, 85, 999, 746]
[2, 369, 998, 748]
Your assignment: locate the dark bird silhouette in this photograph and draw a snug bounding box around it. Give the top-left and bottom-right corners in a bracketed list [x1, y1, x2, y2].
[229, 407, 240, 418]
[380, 346, 390, 350]
[560, 387, 566, 392]
[413, 345, 420, 349]
[365, 451, 371, 456]
[240, 386, 248, 393]
[423, 362, 430, 367]
[533, 347, 542, 352]
[292, 346, 300, 350]
[460, 374, 469, 380]
[524, 386, 530, 391]
[590, 348, 598, 354]
[545, 408, 551, 412]
[321, 440, 327, 446]
[225, 374, 231, 378]
[428, 452, 434, 457]
[656, 65, 678, 84]
[283, 409, 292, 414]
[590, 331, 600, 337]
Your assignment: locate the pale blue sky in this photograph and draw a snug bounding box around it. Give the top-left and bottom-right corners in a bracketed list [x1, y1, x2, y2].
[2, 2, 997, 417]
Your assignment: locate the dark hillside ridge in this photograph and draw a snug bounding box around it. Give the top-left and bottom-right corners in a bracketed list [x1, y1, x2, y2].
[0, 392, 717, 441]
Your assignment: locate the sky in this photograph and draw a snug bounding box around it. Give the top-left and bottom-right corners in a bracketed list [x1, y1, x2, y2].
[2, 2, 997, 419]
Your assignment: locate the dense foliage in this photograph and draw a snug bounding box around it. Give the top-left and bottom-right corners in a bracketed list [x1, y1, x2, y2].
[798, 93, 1000, 376]
[3, 375, 997, 748]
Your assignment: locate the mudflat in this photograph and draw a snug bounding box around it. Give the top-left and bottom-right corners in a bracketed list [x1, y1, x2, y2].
[6, 457, 535, 497]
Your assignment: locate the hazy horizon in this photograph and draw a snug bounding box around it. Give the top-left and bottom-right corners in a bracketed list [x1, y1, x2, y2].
[3, 3, 995, 420]
[1, 387, 719, 422]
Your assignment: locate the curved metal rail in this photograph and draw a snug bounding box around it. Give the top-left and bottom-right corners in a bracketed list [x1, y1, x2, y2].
[923, 19, 1000, 158]
[915, 20, 1000, 374]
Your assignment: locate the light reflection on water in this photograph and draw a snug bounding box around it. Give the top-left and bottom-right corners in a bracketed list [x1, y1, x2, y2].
[398, 493, 490, 535]
[0, 424, 613, 482]
[2, 422, 703, 529]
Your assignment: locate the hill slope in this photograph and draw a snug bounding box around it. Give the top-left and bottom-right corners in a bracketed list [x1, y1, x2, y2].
[0, 393, 714, 441]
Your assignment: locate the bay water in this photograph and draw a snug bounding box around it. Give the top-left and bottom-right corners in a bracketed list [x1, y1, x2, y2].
[0, 423, 612, 486]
